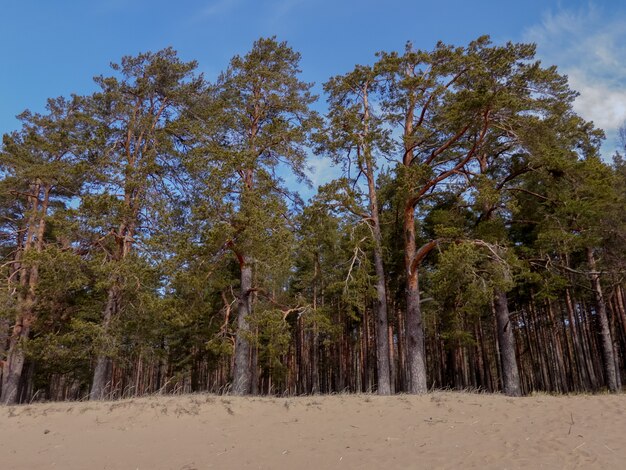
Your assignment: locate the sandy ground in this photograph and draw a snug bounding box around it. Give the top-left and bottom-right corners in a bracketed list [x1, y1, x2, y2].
[1, 392, 625, 469]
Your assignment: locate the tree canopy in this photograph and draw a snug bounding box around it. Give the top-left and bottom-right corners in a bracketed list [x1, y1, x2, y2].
[1, 36, 625, 404]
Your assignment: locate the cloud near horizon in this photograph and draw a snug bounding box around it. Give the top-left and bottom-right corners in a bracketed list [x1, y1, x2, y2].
[524, 5, 626, 154]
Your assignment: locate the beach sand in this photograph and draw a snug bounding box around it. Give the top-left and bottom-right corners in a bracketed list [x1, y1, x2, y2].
[1, 392, 624, 469]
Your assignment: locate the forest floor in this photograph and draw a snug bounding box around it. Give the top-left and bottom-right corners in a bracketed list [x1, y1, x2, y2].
[1, 391, 625, 469]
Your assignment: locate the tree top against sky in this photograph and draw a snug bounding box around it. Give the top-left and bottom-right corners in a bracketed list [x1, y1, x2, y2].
[2, 1, 625, 189]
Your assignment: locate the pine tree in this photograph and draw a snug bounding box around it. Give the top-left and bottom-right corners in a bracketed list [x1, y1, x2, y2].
[0, 96, 87, 404]
[189, 38, 319, 395]
[85, 48, 202, 400]
[322, 65, 394, 394]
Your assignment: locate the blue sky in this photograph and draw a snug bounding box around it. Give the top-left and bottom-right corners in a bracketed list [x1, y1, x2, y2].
[2, 1, 626, 189]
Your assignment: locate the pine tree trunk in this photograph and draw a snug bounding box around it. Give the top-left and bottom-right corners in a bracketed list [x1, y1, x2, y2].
[2, 265, 37, 405]
[565, 288, 591, 389]
[494, 290, 522, 396]
[311, 270, 320, 394]
[396, 308, 406, 390]
[388, 323, 396, 393]
[232, 260, 252, 395]
[372, 245, 391, 394]
[250, 335, 259, 395]
[476, 320, 493, 391]
[0, 235, 19, 391]
[548, 301, 569, 392]
[90, 356, 112, 400]
[581, 300, 600, 389]
[587, 248, 619, 392]
[617, 287, 626, 340]
[406, 271, 427, 393]
[2, 185, 48, 404]
[609, 306, 622, 390]
[312, 327, 320, 394]
[1, 317, 31, 405]
[90, 285, 118, 400]
[557, 300, 575, 390]
[358, 82, 392, 395]
[0, 318, 9, 389]
[402, 201, 428, 393]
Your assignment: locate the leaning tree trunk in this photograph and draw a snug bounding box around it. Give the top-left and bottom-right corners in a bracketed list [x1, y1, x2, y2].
[1, 307, 32, 405]
[90, 211, 137, 400]
[2, 185, 47, 404]
[587, 248, 619, 393]
[360, 82, 391, 395]
[2, 259, 38, 405]
[232, 258, 253, 395]
[0, 235, 20, 390]
[494, 289, 522, 396]
[0, 282, 20, 404]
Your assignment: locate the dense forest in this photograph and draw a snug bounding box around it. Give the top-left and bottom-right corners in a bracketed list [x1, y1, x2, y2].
[1, 36, 625, 405]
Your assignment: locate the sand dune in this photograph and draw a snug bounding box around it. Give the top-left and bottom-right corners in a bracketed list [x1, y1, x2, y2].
[1, 392, 625, 469]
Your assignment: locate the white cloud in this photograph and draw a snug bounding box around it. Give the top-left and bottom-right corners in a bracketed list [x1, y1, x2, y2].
[305, 154, 339, 189]
[524, 5, 626, 154]
[275, 154, 339, 201]
[567, 72, 626, 132]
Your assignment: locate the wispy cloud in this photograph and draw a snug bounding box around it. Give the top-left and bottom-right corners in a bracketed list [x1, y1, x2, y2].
[524, 4, 626, 154]
[91, 0, 136, 15]
[272, 0, 304, 19]
[262, 0, 306, 31]
[196, 0, 240, 20]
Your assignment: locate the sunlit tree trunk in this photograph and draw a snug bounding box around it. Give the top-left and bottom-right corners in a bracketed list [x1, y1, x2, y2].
[2, 184, 48, 404]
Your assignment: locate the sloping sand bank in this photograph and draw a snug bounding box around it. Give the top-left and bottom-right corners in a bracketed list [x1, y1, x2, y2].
[1, 392, 624, 469]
